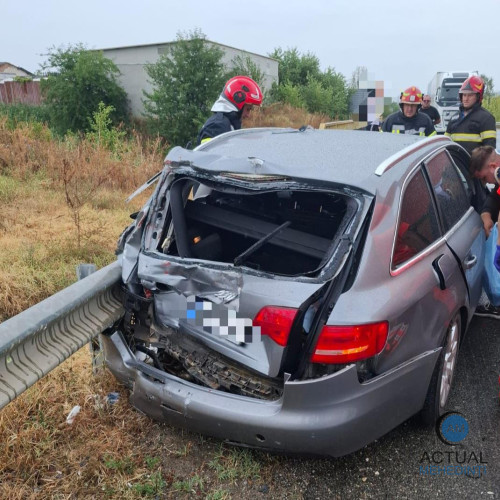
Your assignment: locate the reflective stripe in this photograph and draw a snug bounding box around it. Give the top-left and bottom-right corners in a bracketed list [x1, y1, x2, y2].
[448, 133, 482, 142]
[428, 131, 437, 137]
[200, 137, 212, 144]
[445, 132, 452, 137]
[480, 130, 497, 140]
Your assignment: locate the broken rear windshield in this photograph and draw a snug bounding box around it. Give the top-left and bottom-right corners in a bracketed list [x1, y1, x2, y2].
[149, 178, 356, 278]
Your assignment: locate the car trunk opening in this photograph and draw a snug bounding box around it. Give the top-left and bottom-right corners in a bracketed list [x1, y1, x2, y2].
[153, 177, 352, 277]
[124, 173, 369, 400]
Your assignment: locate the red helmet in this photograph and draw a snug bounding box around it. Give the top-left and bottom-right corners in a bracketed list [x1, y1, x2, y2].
[223, 76, 263, 110]
[459, 75, 484, 103]
[399, 86, 423, 108]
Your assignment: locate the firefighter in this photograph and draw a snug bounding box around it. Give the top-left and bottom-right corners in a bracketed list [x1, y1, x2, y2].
[381, 86, 436, 136]
[445, 76, 497, 155]
[470, 145, 500, 236]
[197, 76, 263, 145]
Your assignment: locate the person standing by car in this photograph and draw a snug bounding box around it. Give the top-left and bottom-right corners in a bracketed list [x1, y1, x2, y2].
[469, 145, 500, 318]
[470, 145, 500, 236]
[420, 94, 441, 126]
[381, 86, 436, 136]
[197, 76, 263, 146]
[445, 76, 496, 155]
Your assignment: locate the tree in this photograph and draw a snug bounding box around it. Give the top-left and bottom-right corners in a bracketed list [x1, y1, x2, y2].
[383, 100, 399, 118]
[268, 47, 351, 119]
[143, 29, 227, 148]
[269, 47, 321, 87]
[481, 74, 500, 120]
[271, 82, 305, 109]
[40, 44, 128, 135]
[480, 74, 495, 100]
[319, 68, 350, 118]
[349, 66, 368, 91]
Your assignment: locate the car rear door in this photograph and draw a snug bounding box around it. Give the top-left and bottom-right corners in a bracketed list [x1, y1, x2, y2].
[423, 148, 484, 310]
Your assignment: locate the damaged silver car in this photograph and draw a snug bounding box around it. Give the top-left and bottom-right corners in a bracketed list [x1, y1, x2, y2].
[102, 128, 484, 457]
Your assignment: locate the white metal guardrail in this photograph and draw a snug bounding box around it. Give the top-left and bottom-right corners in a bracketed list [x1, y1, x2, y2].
[0, 260, 124, 411]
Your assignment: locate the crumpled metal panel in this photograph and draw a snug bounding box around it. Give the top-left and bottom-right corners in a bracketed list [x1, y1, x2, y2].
[0, 261, 124, 411]
[138, 254, 243, 304]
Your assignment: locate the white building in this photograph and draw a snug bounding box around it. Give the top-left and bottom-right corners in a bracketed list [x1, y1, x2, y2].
[100, 40, 279, 117]
[0, 62, 33, 82]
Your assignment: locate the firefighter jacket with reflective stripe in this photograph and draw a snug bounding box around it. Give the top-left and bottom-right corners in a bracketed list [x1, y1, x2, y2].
[197, 111, 242, 145]
[381, 111, 436, 136]
[445, 103, 496, 155]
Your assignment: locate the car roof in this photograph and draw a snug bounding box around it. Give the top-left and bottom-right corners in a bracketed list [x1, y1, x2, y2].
[166, 128, 452, 192]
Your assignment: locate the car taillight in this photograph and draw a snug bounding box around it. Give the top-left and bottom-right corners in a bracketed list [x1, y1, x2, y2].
[311, 321, 388, 364]
[253, 306, 298, 347]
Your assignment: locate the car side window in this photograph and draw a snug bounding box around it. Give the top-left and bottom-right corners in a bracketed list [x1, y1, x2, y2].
[393, 169, 441, 268]
[448, 146, 476, 207]
[425, 150, 470, 233]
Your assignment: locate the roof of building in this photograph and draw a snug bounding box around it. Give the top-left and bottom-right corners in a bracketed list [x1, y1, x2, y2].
[97, 40, 277, 62]
[0, 62, 34, 75]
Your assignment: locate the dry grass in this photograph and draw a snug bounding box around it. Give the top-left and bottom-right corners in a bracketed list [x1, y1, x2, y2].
[245, 103, 330, 129]
[0, 117, 163, 321]
[0, 349, 149, 499]
[0, 174, 135, 321]
[0, 118, 301, 499]
[0, 117, 163, 191]
[0, 347, 283, 499]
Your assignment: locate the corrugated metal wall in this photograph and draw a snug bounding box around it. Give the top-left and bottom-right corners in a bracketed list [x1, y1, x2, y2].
[0, 80, 42, 105]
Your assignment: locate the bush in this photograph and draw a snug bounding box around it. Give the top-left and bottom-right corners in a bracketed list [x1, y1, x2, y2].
[483, 96, 500, 121]
[143, 29, 227, 148]
[270, 82, 305, 109]
[40, 44, 128, 135]
[86, 102, 126, 153]
[268, 47, 351, 119]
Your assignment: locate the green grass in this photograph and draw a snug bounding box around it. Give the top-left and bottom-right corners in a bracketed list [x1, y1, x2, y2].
[208, 446, 261, 483]
[171, 474, 204, 495]
[103, 455, 135, 474]
[0, 175, 20, 203]
[132, 470, 166, 496]
[0, 103, 51, 128]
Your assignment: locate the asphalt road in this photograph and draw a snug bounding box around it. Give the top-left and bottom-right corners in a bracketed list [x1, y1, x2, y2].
[265, 316, 500, 499]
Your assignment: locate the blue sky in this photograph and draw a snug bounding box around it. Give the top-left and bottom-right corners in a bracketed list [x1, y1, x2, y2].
[4, 0, 500, 100]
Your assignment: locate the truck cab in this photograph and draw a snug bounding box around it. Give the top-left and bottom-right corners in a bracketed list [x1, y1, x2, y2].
[427, 71, 479, 134]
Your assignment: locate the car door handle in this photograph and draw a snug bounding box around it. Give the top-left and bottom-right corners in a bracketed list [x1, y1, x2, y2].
[432, 255, 447, 290]
[463, 254, 478, 270]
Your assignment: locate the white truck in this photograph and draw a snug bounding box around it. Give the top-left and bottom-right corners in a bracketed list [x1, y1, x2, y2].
[427, 71, 479, 133]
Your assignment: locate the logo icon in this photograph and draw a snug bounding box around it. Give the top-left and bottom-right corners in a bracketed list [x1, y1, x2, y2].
[436, 412, 469, 445]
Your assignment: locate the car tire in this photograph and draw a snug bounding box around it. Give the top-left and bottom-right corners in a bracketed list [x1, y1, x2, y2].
[420, 313, 461, 426]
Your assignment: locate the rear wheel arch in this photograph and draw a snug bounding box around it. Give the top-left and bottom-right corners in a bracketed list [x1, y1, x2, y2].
[420, 311, 461, 425]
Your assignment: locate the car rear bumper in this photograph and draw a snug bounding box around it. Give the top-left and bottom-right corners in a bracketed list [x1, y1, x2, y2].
[101, 330, 440, 457]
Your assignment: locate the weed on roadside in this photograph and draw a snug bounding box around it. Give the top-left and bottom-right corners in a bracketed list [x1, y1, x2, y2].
[103, 454, 135, 474]
[205, 490, 232, 500]
[171, 473, 204, 496]
[208, 445, 261, 483]
[132, 470, 166, 497]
